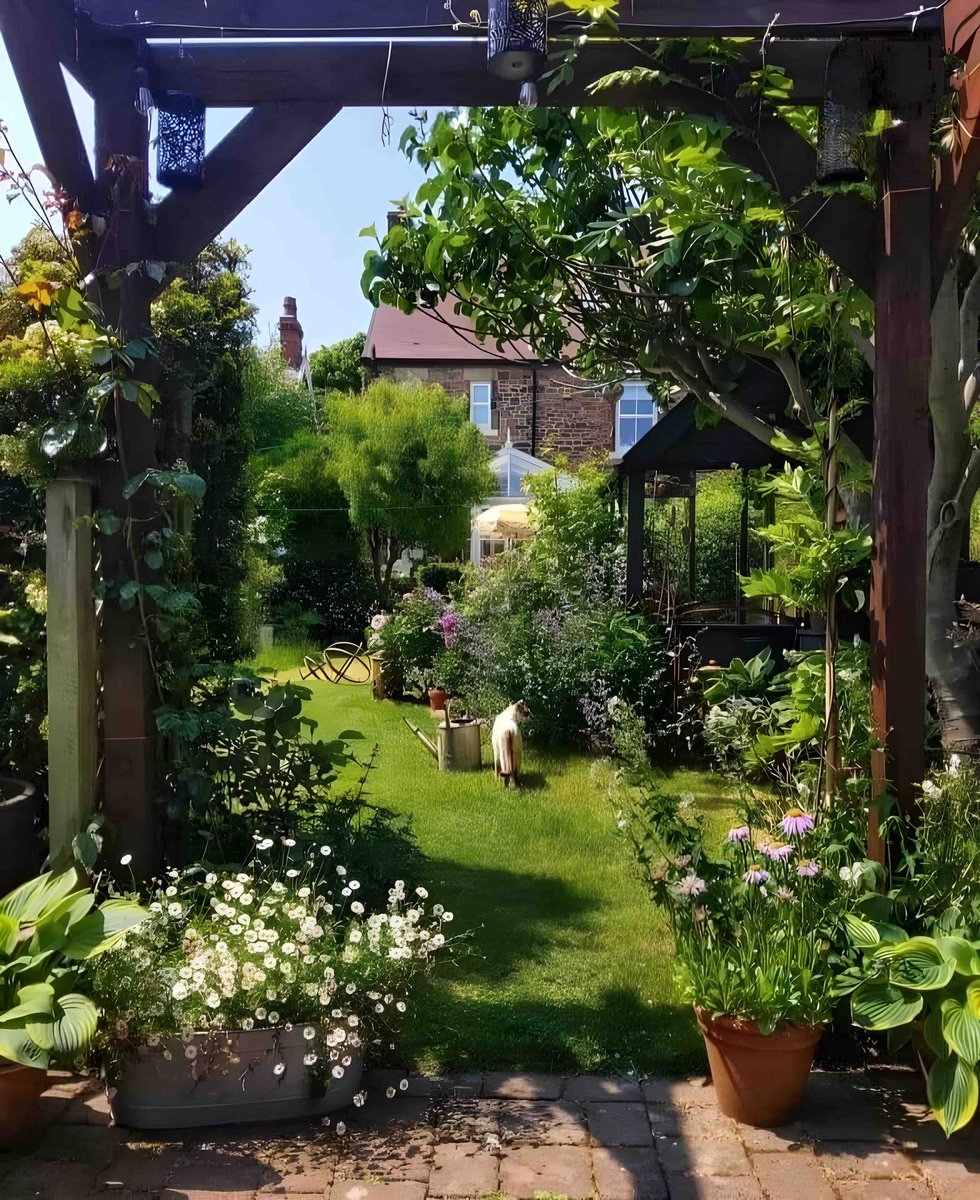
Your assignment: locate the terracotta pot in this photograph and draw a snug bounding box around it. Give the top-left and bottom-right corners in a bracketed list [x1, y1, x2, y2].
[695, 1006, 823, 1127]
[428, 687, 448, 713]
[0, 1061, 47, 1147]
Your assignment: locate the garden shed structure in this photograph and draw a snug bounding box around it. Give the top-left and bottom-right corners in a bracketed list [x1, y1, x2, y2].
[2, 0, 979, 867]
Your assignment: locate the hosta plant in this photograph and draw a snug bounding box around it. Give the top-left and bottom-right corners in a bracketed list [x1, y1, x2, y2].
[840, 922, 980, 1135]
[0, 869, 146, 1069]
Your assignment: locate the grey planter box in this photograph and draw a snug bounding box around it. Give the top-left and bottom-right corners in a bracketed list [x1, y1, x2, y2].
[110, 1026, 363, 1129]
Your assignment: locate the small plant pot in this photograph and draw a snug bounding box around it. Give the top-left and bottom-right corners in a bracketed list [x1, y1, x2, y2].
[0, 1062, 47, 1148]
[695, 1006, 823, 1127]
[427, 687, 449, 713]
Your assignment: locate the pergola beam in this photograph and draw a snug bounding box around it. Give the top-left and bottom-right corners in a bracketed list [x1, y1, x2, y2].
[153, 102, 342, 265]
[0, 0, 95, 202]
[71, 0, 945, 39]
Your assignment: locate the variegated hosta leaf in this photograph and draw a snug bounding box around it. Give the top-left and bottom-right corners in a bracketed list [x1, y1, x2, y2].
[878, 938, 956, 992]
[851, 981, 923, 1030]
[937, 936, 980, 977]
[0, 1026, 49, 1069]
[942, 998, 980, 1067]
[27, 992, 98, 1062]
[967, 978, 980, 1021]
[843, 913, 880, 949]
[0, 981, 55, 1025]
[927, 1054, 980, 1136]
[62, 899, 147, 961]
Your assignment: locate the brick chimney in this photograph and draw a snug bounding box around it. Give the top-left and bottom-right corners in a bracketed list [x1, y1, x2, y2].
[279, 296, 304, 370]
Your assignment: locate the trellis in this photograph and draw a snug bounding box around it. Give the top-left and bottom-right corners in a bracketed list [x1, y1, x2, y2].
[1, 0, 979, 870]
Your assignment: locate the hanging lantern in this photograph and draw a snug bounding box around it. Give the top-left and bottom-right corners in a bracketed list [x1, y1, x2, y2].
[487, 0, 547, 81]
[156, 91, 206, 191]
[815, 41, 869, 185]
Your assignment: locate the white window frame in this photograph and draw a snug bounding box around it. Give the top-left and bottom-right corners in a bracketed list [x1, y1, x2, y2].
[616, 382, 657, 454]
[469, 380, 496, 433]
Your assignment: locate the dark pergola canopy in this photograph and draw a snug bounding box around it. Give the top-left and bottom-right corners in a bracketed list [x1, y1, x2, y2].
[3, 0, 980, 866]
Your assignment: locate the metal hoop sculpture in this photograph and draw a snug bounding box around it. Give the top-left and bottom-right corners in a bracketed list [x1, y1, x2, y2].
[301, 642, 372, 685]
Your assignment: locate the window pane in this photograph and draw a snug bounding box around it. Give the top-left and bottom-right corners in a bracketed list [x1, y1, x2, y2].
[509, 463, 525, 496]
[470, 381, 493, 427]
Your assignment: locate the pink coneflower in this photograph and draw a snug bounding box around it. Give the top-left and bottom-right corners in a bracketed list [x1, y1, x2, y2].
[796, 860, 820, 878]
[743, 864, 770, 886]
[764, 842, 795, 863]
[673, 873, 707, 899]
[781, 808, 815, 838]
[726, 825, 751, 844]
[776, 886, 796, 903]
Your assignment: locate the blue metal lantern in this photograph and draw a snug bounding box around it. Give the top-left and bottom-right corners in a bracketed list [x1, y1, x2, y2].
[487, 0, 547, 81]
[156, 91, 206, 191]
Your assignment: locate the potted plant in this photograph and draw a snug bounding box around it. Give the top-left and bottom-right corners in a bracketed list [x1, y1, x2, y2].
[0, 868, 146, 1146]
[618, 784, 859, 1126]
[87, 836, 454, 1129]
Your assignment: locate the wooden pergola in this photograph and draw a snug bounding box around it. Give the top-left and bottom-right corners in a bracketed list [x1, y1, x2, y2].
[2, 0, 980, 868]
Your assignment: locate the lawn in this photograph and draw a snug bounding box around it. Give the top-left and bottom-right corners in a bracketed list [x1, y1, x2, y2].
[252, 646, 738, 1077]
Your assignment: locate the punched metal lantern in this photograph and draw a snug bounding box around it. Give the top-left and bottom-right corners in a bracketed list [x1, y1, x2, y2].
[487, 0, 547, 81]
[815, 41, 869, 185]
[156, 91, 206, 191]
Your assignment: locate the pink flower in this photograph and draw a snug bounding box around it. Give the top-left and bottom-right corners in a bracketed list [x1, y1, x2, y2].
[726, 825, 751, 844]
[763, 843, 794, 863]
[781, 808, 815, 839]
[370, 612, 389, 631]
[673, 873, 707, 899]
[796, 860, 820, 878]
[743, 865, 770, 886]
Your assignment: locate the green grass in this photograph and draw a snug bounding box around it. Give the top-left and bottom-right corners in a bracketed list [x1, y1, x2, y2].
[251, 650, 739, 1076]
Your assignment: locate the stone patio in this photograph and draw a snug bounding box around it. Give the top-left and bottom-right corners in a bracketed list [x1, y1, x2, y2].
[2, 1069, 979, 1199]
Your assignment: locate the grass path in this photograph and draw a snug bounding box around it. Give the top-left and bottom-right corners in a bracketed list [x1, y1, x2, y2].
[255, 651, 737, 1076]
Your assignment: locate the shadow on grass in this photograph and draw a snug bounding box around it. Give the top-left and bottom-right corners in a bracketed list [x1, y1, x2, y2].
[381, 856, 700, 1077]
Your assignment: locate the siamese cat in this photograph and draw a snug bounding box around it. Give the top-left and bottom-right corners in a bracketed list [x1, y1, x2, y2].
[491, 700, 531, 789]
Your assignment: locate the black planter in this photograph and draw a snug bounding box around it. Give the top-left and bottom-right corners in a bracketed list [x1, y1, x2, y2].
[0, 775, 45, 896]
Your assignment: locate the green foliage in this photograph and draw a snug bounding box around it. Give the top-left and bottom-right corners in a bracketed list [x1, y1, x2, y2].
[309, 332, 366, 395]
[0, 870, 146, 1069]
[326, 379, 494, 604]
[371, 588, 446, 696]
[153, 239, 258, 661]
[241, 345, 315, 450]
[415, 561, 468, 597]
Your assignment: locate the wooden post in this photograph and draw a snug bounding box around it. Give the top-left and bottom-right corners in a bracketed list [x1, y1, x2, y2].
[687, 472, 697, 603]
[626, 470, 645, 606]
[869, 89, 934, 855]
[93, 87, 162, 876]
[736, 471, 749, 624]
[45, 476, 99, 864]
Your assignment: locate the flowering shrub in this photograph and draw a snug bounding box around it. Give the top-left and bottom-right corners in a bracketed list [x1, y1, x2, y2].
[614, 771, 871, 1033]
[87, 837, 455, 1087]
[369, 587, 445, 696]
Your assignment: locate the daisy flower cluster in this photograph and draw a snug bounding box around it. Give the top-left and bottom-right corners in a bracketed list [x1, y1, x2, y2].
[87, 837, 455, 1084]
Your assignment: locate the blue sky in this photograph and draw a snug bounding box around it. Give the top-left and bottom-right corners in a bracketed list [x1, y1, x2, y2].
[0, 45, 428, 351]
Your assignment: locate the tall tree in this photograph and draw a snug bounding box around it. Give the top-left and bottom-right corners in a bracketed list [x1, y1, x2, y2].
[326, 378, 495, 604]
[309, 332, 366, 395]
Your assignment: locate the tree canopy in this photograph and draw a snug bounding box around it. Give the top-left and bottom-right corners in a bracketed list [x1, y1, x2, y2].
[309, 332, 366, 395]
[326, 378, 495, 603]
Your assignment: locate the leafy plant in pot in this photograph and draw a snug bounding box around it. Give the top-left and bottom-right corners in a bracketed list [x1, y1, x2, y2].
[0, 869, 146, 1146]
[617, 779, 863, 1126]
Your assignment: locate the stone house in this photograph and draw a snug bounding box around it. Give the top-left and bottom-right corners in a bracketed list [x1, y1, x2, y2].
[362, 299, 660, 562]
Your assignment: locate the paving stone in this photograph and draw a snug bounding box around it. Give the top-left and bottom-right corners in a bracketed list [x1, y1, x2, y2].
[498, 1143, 594, 1199]
[162, 1191, 257, 1200]
[499, 1099, 589, 1146]
[335, 1131, 432, 1184]
[1, 1159, 100, 1198]
[835, 1182, 933, 1199]
[591, 1145, 669, 1200]
[482, 1072, 564, 1100]
[664, 1176, 764, 1200]
[98, 1141, 183, 1191]
[427, 1141, 499, 1197]
[433, 1098, 501, 1143]
[35, 1121, 122, 1163]
[329, 1183, 427, 1200]
[257, 1143, 336, 1194]
[406, 1073, 482, 1100]
[167, 1156, 264, 1192]
[655, 1135, 752, 1177]
[752, 1150, 836, 1200]
[587, 1102, 654, 1148]
[739, 1123, 809, 1152]
[564, 1076, 643, 1103]
[654, 1103, 740, 1141]
[816, 1141, 921, 1180]
[642, 1077, 713, 1107]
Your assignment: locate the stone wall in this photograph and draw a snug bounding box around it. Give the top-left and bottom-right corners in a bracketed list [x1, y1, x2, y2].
[381, 363, 613, 463]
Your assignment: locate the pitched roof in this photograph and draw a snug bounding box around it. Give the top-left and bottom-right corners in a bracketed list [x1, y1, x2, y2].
[363, 299, 536, 364]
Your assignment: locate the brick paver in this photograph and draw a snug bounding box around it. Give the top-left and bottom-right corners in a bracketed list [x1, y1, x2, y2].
[1, 1069, 978, 1199]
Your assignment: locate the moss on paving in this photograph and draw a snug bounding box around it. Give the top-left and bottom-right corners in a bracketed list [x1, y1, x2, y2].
[253, 650, 739, 1076]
